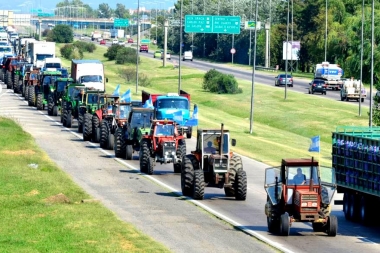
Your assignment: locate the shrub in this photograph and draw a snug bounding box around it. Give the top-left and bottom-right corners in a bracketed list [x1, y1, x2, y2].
[73, 41, 96, 53]
[104, 45, 123, 60]
[42, 29, 51, 37]
[60, 44, 74, 59]
[115, 47, 139, 65]
[118, 67, 151, 87]
[202, 69, 242, 94]
[48, 24, 73, 43]
[70, 47, 83, 60]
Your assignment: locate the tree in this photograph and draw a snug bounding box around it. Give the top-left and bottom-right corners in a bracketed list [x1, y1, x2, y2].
[114, 4, 130, 19]
[98, 3, 113, 18]
[48, 24, 73, 43]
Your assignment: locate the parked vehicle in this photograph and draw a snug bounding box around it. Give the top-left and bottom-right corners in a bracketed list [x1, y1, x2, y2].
[332, 126, 380, 225]
[181, 123, 247, 200]
[308, 79, 327, 95]
[275, 74, 293, 87]
[183, 51, 193, 61]
[264, 157, 337, 236]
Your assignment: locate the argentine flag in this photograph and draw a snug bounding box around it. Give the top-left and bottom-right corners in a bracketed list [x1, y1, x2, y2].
[185, 104, 198, 127]
[308, 136, 320, 152]
[143, 95, 154, 109]
[121, 89, 131, 102]
[112, 84, 120, 96]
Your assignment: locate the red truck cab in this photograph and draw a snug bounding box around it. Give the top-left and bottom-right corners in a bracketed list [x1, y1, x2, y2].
[139, 44, 149, 53]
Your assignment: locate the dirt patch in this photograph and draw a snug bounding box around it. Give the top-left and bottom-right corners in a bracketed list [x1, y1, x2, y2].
[25, 189, 39, 196]
[2, 150, 36, 156]
[45, 193, 71, 204]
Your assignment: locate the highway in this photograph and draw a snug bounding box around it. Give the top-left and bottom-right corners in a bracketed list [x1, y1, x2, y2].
[2, 35, 379, 252]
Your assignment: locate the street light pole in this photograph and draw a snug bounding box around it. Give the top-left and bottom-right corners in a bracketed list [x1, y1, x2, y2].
[178, 0, 183, 94]
[136, 0, 140, 94]
[284, 0, 290, 100]
[203, 0, 206, 58]
[370, 0, 374, 127]
[250, 0, 259, 134]
[325, 0, 327, 62]
[231, 0, 235, 64]
[359, 0, 364, 117]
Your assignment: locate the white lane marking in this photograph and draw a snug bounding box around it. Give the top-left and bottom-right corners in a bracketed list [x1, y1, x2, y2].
[8, 89, 294, 253]
[356, 236, 376, 244]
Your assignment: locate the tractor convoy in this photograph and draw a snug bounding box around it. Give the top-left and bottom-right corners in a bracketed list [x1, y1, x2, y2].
[9, 38, 376, 239]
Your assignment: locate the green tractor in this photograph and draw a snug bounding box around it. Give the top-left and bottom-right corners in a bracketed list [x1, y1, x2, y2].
[35, 70, 63, 110]
[77, 89, 106, 142]
[61, 83, 86, 127]
[47, 77, 74, 116]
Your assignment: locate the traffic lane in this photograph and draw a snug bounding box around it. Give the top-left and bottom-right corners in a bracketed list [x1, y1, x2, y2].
[0, 87, 278, 253]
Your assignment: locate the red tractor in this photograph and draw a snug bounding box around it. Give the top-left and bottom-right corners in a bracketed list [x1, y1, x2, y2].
[264, 158, 337, 236]
[139, 120, 186, 175]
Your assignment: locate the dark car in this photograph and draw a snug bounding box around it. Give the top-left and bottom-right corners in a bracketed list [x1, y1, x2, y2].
[275, 74, 293, 87]
[309, 79, 327, 95]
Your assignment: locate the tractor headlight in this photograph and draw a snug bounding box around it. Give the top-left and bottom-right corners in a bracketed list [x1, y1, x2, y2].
[171, 151, 175, 155]
[301, 202, 307, 207]
[311, 202, 318, 207]
[165, 151, 169, 155]
[164, 143, 167, 146]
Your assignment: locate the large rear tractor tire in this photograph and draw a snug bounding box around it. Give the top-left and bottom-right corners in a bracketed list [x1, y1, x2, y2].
[327, 215, 338, 237]
[36, 93, 43, 110]
[192, 169, 205, 200]
[83, 113, 93, 141]
[234, 170, 247, 200]
[47, 95, 54, 116]
[100, 120, 110, 149]
[92, 115, 100, 143]
[280, 213, 290, 236]
[114, 128, 126, 158]
[24, 85, 29, 100]
[173, 139, 186, 173]
[6, 71, 12, 88]
[181, 154, 199, 197]
[64, 110, 72, 128]
[77, 113, 83, 133]
[139, 139, 154, 174]
[13, 75, 19, 93]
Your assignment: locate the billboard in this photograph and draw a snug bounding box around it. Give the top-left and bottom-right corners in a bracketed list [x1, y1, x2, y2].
[282, 41, 300, 60]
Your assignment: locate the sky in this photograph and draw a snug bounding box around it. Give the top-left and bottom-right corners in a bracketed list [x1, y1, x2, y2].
[1, 0, 175, 13]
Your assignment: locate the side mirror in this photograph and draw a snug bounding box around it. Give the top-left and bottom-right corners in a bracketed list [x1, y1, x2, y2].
[106, 77, 108, 83]
[231, 139, 236, 146]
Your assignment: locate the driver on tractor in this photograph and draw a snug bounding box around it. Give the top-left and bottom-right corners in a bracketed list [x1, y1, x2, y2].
[293, 168, 307, 185]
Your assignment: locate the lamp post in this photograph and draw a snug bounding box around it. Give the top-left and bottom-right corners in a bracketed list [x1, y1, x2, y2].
[250, 0, 259, 134]
[203, 0, 206, 58]
[136, 0, 140, 94]
[359, 0, 364, 117]
[369, 0, 374, 127]
[178, 0, 183, 94]
[284, 0, 290, 100]
[231, 0, 235, 64]
[325, 0, 327, 62]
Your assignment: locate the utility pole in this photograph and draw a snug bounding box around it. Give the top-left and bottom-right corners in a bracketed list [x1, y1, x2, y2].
[178, 0, 183, 94]
[136, 1, 140, 94]
[163, 19, 168, 67]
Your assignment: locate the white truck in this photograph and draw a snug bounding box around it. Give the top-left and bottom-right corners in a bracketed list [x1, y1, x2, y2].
[110, 29, 124, 39]
[340, 78, 366, 102]
[91, 31, 102, 41]
[314, 62, 344, 90]
[71, 59, 106, 91]
[27, 41, 56, 68]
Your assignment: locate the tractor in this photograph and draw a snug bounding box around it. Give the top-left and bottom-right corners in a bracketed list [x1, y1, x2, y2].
[34, 70, 63, 110]
[61, 83, 86, 127]
[181, 123, 247, 200]
[112, 101, 134, 157]
[115, 107, 154, 159]
[264, 158, 337, 236]
[25, 69, 40, 106]
[20, 63, 33, 98]
[3, 56, 22, 90]
[139, 120, 186, 175]
[47, 77, 73, 116]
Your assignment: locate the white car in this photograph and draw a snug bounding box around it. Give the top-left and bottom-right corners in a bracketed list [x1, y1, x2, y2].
[112, 39, 118, 45]
[183, 51, 193, 61]
[118, 40, 125, 46]
[161, 52, 171, 60]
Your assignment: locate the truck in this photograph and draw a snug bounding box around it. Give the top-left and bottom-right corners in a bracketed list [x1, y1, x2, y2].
[110, 29, 124, 39]
[332, 126, 380, 225]
[102, 31, 111, 40]
[314, 62, 344, 90]
[71, 59, 106, 91]
[142, 90, 192, 138]
[91, 31, 102, 41]
[27, 41, 56, 68]
[340, 78, 366, 102]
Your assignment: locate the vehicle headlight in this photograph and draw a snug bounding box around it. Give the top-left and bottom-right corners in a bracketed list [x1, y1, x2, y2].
[311, 202, 318, 207]
[301, 202, 307, 207]
[164, 143, 167, 146]
[165, 151, 168, 155]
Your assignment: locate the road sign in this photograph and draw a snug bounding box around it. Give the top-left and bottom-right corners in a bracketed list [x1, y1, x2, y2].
[185, 15, 240, 34]
[230, 48, 236, 54]
[37, 13, 55, 17]
[244, 21, 261, 30]
[30, 8, 42, 13]
[153, 40, 157, 44]
[114, 19, 129, 28]
[141, 39, 151, 44]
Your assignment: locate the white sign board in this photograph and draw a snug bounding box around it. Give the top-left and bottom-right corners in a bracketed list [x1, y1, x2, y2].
[282, 41, 300, 61]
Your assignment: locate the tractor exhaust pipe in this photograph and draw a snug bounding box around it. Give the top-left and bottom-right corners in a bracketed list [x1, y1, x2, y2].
[220, 123, 224, 156]
[309, 156, 314, 191]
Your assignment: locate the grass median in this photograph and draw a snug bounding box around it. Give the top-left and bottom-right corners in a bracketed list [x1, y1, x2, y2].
[0, 117, 169, 252]
[56, 43, 369, 167]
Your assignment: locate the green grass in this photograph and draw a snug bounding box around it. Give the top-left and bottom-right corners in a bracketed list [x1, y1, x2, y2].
[55, 43, 369, 167]
[0, 117, 169, 252]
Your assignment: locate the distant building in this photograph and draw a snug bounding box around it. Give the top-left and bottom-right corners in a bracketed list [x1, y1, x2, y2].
[0, 10, 31, 26]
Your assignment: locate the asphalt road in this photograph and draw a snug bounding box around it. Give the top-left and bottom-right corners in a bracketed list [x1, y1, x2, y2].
[2, 79, 380, 253]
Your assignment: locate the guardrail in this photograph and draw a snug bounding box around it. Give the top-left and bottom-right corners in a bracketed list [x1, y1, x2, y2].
[255, 66, 278, 72]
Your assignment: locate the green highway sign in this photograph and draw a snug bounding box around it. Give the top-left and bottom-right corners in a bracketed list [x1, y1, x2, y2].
[141, 39, 151, 44]
[37, 13, 55, 17]
[114, 19, 129, 27]
[185, 15, 241, 34]
[247, 21, 255, 28]
[30, 9, 42, 13]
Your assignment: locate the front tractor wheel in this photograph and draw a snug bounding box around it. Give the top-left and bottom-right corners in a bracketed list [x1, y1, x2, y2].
[114, 128, 126, 158]
[139, 140, 154, 175]
[100, 121, 110, 149]
[173, 140, 186, 173]
[126, 145, 133, 160]
[36, 93, 43, 110]
[327, 215, 338, 237]
[280, 213, 290, 236]
[234, 170, 247, 200]
[92, 115, 100, 143]
[193, 169, 205, 200]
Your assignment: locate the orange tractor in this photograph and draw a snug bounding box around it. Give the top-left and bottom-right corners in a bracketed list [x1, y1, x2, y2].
[264, 158, 337, 236]
[139, 120, 186, 175]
